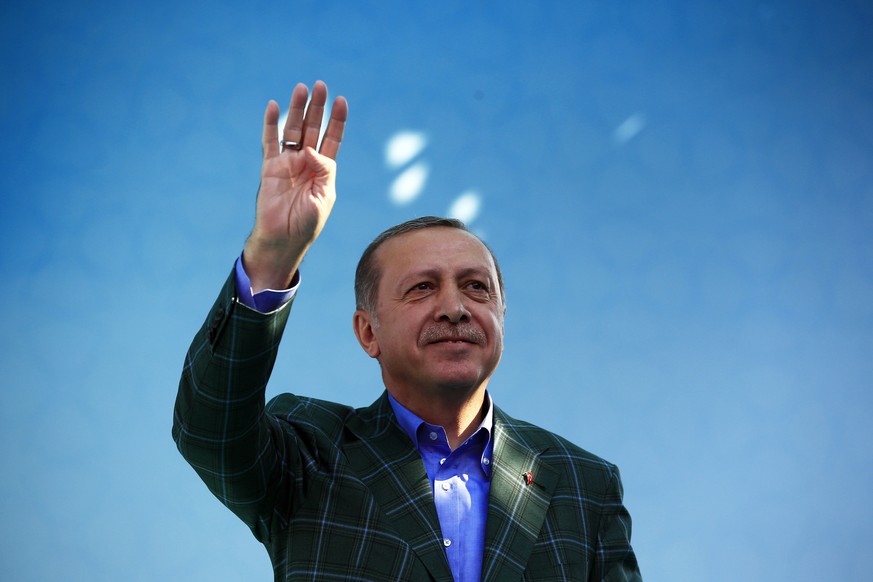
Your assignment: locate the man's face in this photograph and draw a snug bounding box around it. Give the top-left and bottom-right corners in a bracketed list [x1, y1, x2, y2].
[355, 227, 505, 401]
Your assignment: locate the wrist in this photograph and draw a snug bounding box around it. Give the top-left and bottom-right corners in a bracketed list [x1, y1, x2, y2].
[243, 235, 307, 292]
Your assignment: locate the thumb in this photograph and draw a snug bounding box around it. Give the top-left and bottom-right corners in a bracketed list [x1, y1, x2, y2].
[303, 146, 336, 180]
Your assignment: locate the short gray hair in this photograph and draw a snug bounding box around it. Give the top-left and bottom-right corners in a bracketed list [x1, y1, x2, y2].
[354, 216, 505, 314]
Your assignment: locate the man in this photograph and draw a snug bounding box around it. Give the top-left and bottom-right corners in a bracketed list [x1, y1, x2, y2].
[174, 80, 641, 581]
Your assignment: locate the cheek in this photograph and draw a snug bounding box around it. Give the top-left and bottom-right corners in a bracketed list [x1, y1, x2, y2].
[486, 308, 505, 332]
[375, 315, 418, 350]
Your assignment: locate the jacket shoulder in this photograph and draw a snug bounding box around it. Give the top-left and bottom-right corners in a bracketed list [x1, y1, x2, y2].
[265, 394, 354, 439]
[265, 392, 395, 442]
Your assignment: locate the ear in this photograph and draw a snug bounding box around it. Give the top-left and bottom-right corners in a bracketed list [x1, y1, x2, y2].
[352, 309, 381, 358]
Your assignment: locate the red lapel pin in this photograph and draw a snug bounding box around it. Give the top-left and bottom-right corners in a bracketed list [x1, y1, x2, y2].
[523, 471, 533, 485]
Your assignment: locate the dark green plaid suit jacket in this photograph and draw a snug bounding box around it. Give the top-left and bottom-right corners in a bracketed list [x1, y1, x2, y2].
[174, 271, 641, 581]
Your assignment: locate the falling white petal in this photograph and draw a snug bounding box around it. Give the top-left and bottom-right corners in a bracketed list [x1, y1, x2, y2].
[613, 113, 647, 144]
[385, 131, 428, 168]
[389, 162, 429, 205]
[448, 191, 482, 224]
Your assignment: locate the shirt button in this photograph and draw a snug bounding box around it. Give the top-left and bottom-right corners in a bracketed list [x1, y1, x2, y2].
[443, 538, 452, 547]
[439, 458, 446, 465]
[429, 432, 438, 441]
[483, 458, 491, 466]
[441, 482, 450, 491]
[461, 474, 469, 482]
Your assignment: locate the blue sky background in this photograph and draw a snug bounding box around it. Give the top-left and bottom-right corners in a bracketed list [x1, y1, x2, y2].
[2, 1, 872, 580]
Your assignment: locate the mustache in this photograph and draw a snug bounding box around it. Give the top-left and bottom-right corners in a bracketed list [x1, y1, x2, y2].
[420, 324, 486, 345]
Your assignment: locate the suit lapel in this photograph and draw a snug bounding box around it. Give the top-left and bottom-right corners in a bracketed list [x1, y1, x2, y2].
[481, 408, 559, 582]
[343, 394, 453, 582]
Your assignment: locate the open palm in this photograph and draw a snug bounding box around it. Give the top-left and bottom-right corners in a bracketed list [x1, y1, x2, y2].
[245, 81, 348, 291]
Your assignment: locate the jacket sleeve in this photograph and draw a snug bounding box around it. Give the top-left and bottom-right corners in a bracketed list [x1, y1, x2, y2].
[172, 269, 299, 543]
[592, 466, 643, 581]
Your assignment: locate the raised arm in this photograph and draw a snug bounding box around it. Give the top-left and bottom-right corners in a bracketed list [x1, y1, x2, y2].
[244, 80, 348, 292]
[174, 81, 348, 541]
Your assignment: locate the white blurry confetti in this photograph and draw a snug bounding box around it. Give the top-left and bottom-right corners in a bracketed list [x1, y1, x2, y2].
[389, 162, 430, 204]
[613, 113, 647, 144]
[385, 131, 428, 168]
[447, 191, 482, 224]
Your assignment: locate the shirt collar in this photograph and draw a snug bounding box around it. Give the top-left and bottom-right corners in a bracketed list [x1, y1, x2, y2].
[388, 391, 494, 453]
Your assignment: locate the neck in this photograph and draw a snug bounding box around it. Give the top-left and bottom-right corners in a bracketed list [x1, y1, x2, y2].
[389, 385, 488, 450]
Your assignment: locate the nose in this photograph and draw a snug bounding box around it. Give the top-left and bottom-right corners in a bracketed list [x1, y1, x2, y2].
[436, 287, 470, 324]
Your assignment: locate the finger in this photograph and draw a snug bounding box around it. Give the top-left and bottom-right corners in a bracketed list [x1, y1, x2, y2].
[318, 96, 348, 160]
[262, 100, 280, 160]
[301, 80, 328, 150]
[282, 83, 309, 145]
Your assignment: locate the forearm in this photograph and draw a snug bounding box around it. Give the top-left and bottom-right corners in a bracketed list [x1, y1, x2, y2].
[172, 269, 293, 534]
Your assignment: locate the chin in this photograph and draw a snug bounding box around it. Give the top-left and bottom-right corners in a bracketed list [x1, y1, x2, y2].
[431, 369, 489, 394]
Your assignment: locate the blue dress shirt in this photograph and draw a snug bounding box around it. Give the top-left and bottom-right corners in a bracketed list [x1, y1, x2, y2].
[235, 256, 495, 581]
[388, 393, 494, 582]
[234, 255, 298, 311]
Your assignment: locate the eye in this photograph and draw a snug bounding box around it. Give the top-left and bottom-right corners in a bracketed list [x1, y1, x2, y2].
[466, 280, 489, 292]
[410, 282, 432, 292]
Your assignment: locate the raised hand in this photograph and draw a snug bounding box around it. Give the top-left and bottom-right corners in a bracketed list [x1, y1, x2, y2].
[244, 81, 348, 292]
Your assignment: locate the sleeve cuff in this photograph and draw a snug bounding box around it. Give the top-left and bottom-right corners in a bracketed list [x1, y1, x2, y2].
[234, 254, 300, 313]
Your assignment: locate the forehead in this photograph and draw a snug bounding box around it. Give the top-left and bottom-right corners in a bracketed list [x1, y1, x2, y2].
[374, 227, 496, 280]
